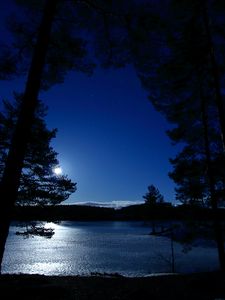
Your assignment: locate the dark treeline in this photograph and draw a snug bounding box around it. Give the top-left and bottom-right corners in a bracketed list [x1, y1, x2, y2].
[11, 204, 225, 222]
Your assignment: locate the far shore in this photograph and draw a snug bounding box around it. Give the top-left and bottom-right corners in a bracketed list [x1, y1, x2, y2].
[0, 271, 225, 299]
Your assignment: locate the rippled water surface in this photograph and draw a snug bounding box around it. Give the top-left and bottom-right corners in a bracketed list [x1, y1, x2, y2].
[2, 221, 219, 276]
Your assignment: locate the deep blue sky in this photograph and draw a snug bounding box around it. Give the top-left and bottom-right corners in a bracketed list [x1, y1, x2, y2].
[1, 65, 179, 206]
[1, 1, 179, 207]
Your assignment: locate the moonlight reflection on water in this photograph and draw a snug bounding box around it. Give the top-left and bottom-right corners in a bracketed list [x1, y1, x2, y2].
[2, 221, 219, 276]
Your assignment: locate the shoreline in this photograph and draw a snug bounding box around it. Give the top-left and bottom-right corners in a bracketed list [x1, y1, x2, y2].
[1, 271, 224, 299]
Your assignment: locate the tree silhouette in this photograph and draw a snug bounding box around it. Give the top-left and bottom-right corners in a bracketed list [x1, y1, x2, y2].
[143, 184, 164, 206]
[0, 94, 76, 207]
[135, 0, 225, 271]
[0, 1, 59, 270]
[143, 184, 164, 235]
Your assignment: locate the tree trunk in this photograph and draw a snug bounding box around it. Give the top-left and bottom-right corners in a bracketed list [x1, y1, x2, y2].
[0, 0, 57, 272]
[200, 82, 225, 272]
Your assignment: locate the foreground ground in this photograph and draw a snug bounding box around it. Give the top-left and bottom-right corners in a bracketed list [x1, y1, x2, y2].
[0, 271, 225, 299]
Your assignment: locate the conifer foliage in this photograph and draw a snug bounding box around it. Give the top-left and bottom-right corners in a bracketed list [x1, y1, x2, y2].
[0, 94, 76, 207]
[143, 184, 164, 206]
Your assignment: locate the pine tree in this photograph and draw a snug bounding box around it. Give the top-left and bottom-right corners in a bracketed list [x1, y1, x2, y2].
[135, 0, 225, 271]
[169, 147, 207, 206]
[0, 94, 76, 207]
[143, 184, 164, 235]
[143, 184, 164, 206]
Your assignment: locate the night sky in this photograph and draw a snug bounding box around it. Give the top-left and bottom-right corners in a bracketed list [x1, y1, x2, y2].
[1, 1, 179, 207]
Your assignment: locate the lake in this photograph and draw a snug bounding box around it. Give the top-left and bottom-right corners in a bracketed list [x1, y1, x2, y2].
[2, 221, 219, 276]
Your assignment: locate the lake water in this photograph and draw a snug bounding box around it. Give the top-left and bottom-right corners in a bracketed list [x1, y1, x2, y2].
[2, 221, 219, 276]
